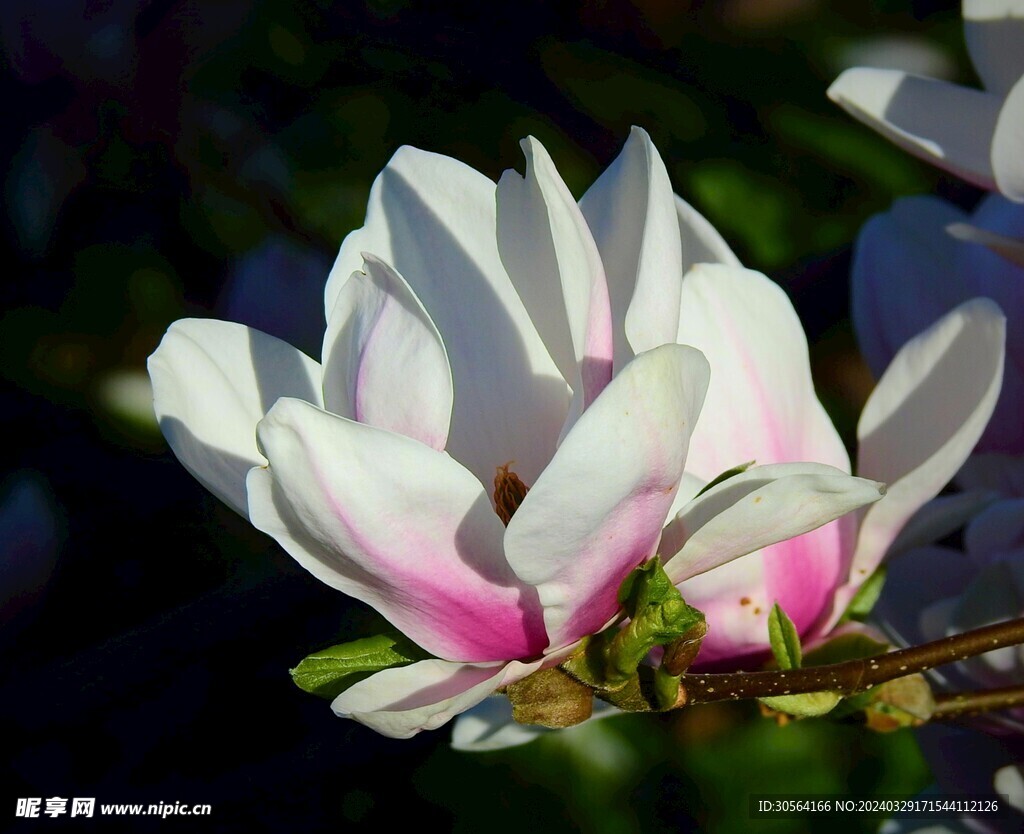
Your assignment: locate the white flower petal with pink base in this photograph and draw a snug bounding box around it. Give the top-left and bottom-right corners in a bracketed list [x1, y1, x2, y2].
[675, 194, 742, 271]
[148, 319, 322, 517]
[321, 254, 453, 450]
[827, 68, 1001, 191]
[843, 299, 1006, 611]
[662, 464, 885, 584]
[496, 137, 613, 429]
[324, 146, 568, 487]
[504, 344, 710, 651]
[676, 264, 849, 479]
[963, 0, 1024, 97]
[579, 127, 683, 371]
[333, 658, 542, 740]
[247, 398, 547, 663]
[993, 75, 1024, 202]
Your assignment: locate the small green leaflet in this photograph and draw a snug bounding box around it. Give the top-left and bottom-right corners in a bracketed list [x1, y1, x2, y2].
[767, 603, 802, 670]
[840, 567, 887, 623]
[760, 691, 842, 717]
[290, 632, 429, 699]
[693, 460, 755, 499]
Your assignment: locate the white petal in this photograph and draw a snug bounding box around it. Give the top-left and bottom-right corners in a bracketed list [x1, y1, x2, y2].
[247, 398, 547, 663]
[993, 74, 1024, 201]
[496, 137, 613, 429]
[662, 463, 885, 584]
[850, 299, 1006, 592]
[675, 194, 742, 271]
[148, 319, 322, 516]
[963, 0, 1024, 97]
[676, 264, 850, 480]
[325, 145, 568, 486]
[321, 254, 453, 449]
[828, 68, 1001, 190]
[579, 126, 683, 371]
[332, 659, 540, 739]
[504, 344, 710, 651]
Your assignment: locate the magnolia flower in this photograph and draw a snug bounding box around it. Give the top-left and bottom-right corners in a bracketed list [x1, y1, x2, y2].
[454, 137, 1006, 751]
[149, 129, 884, 738]
[853, 194, 1024, 494]
[828, 0, 1024, 202]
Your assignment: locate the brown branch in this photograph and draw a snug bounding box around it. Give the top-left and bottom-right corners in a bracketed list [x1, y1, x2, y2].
[931, 684, 1024, 722]
[672, 616, 1024, 708]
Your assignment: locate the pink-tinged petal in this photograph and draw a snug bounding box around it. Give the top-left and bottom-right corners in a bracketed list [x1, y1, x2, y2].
[579, 127, 683, 372]
[946, 221, 1024, 266]
[677, 264, 849, 479]
[963, 0, 1024, 97]
[847, 299, 1006, 607]
[322, 254, 453, 450]
[675, 194, 742, 271]
[332, 658, 541, 739]
[828, 68, 1001, 191]
[959, 453, 1024, 496]
[663, 463, 884, 584]
[668, 465, 878, 666]
[325, 146, 568, 487]
[993, 74, 1024, 202]
[247, 398, 547, 663]
[504, 344, 710, 650]
[148, 319, 322, 517]
[496, 137, 613, 429]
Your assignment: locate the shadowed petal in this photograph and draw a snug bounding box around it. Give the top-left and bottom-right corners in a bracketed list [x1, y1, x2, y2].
[828, 68, 1001, 191]
[325, 145, 568, 486]
[963, 0, 1024, 97]
[579, 127, 683, 371]
[505, 344, 710, 651]
[497, 136, 613, 430]
[322, 254, 453, 449]
[148, 319, 322, 516]
[248, 398, 547, 663]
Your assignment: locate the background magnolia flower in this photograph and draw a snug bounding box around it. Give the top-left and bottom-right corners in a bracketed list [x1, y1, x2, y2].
[149, 129, 883, 738]
[876, 500, 1024, 834]
[853, 194, 1024, 495]
[828, 0, 1024, 202]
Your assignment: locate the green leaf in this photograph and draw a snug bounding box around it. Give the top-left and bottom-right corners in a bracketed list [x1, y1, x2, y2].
[760, 691, 842, 718]
[768, 603, 802, 671]
[290, 632, 428, 699]
[693, 461, 755, 499]
[840, 567, 887, 623]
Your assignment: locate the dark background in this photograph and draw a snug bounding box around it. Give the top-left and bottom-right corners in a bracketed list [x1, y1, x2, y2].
[2, 1, 980, 831]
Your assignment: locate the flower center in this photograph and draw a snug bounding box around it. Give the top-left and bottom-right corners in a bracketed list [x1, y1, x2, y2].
[493, 463, 529, 526]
